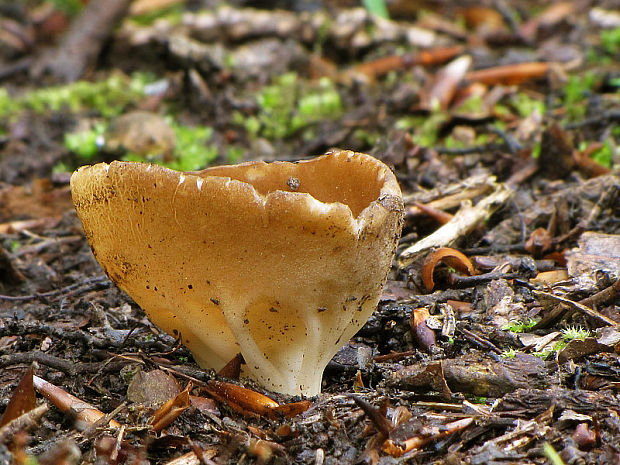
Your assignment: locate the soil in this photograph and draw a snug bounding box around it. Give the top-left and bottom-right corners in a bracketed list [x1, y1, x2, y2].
[1, 1, 620, 464]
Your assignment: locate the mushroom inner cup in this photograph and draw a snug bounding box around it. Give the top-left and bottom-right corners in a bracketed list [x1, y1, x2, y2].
[196, 155, 385, 218]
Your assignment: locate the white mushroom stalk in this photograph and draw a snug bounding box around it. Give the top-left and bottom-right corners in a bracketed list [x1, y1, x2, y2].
[71, 150, 403, 396]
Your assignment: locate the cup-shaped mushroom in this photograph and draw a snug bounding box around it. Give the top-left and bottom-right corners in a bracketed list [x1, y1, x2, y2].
[71, 150, 403, 396]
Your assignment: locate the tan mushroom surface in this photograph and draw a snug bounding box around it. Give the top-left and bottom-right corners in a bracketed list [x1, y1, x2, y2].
[71, 150, 403, 396]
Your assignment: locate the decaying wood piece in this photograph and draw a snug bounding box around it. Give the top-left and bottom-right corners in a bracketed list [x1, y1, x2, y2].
[566, 232, 620, 288]
[36, 0, 133, 81]
[399, 182, 513, 267]
[403, 173, 494, 214]
[120, 6, 437, 57]
[495, 388, 620, 415]
[387, 354, 548, 397]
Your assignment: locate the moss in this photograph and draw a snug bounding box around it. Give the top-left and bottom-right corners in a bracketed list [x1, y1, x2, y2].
[511, 92, 546, 118]
[0, 72, 152, 122]
[247, 73, 343, 140]
[65, 120, 218, 171]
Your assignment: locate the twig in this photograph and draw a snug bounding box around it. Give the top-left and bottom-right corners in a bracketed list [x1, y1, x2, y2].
[34, 0, 133, 81]
[0, 275, 110, 302]
[488, 125, 523, 154]
[564, 110, 620, 129]
[0, 351, 102, 375]
[399, 184, 514, 267]
[0, 320, 174, 353]
[579, 278, 620, 309]
[0, 405, 49, 443]
[457, 326, 502, 354]
[533, 290, 620, 328]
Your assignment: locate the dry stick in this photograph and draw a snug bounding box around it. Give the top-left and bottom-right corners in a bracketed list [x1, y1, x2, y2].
[580, 278, 620, 309]
[0, 351, 88, 375]
[35, 0, 133, 81]
[0, 275, 110, 302]
[457, 326, 503, 354]
[399, 184, 514, 267]
[0, 404, 49, 443]
[533, 290, 620, 328]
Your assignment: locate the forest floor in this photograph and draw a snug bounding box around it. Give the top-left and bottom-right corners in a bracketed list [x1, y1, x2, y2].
[1, 0, 620, 464]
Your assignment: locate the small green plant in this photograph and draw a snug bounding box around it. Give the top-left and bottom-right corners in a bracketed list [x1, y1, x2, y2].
[64, 123, 106, 159]
[166, 124, 217, 171]
[397, 112, 448, 147]
[532, 348, 556, 359]
[561, 326, 590, 341]
[65, 120, 218, 171]
[501, 319, 537, 333]
[601, 27, 620, 56]
[542, 442, 566, 465]
[225, 146, 245, 164]
[362, 0, 389, 19]
[51, 0, 82, 16]
[511, 92, 546, 118]
[500, 348, 518, 358]
[589, 141, 615, 168]
[563, 72, 597, 120]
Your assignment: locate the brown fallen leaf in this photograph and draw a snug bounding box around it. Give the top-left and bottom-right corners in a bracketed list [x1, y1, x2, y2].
[351, 45, 465, 81]
[268, 400, 311, 420]
[525, 227, 553, 257]
[382, 417, 474, 457]
[202, 380, 279, 417]
[519, 2, 576, 42]
[422, 247, 475, 291]
[465, 62, 552, 85]
[0, 368, 36, 427]
[419, 55, 472, 111]
[218, 353, 244, 379]
[410, 308, 436, 351]
[149, 383, 192, 432]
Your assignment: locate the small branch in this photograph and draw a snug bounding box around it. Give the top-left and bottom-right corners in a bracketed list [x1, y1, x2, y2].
[533, 290, 620, 328]
[399, 184, 514, 267]
[0, 275, 110, 302]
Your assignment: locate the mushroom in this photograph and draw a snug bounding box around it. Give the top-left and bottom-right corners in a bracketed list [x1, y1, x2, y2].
[71, 150, 403, 396]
